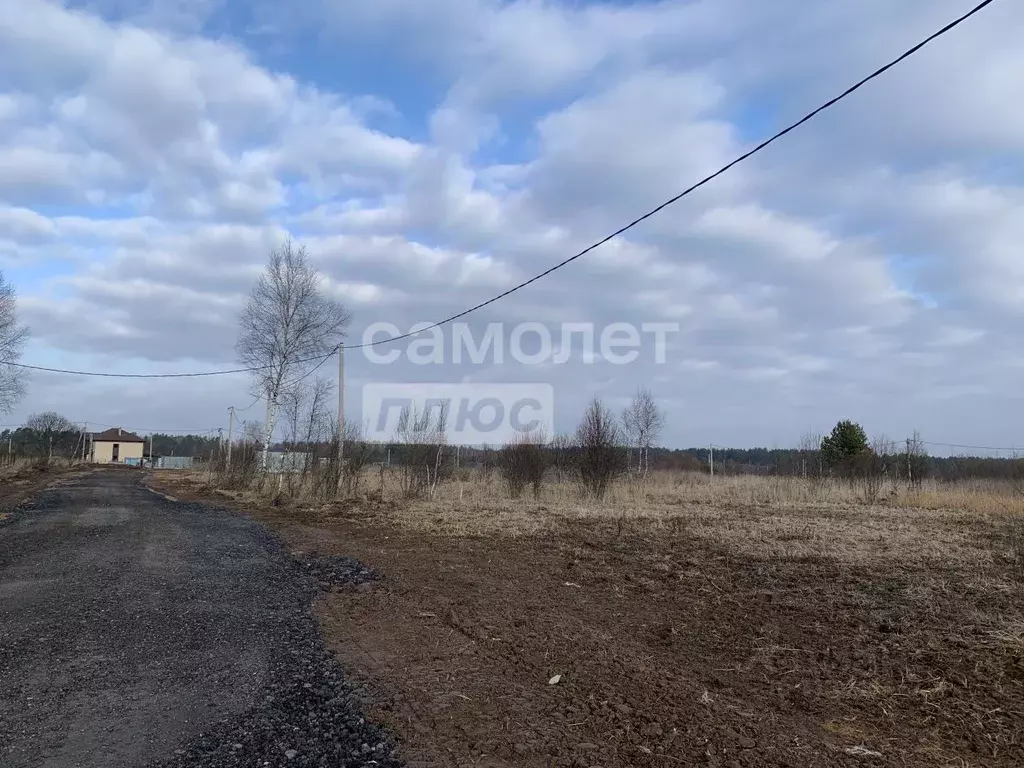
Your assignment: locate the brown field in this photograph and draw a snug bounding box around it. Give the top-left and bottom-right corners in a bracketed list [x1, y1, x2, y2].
[151, 469, 1024, 768]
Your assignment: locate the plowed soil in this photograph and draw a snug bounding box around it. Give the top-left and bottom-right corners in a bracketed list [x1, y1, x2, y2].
[151, 474, 1024, 768]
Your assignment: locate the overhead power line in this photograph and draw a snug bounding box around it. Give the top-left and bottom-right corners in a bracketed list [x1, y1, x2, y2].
[919, 439, 1019, 453]
[85, 421, 220, 434]
[4, 0, 996, 380]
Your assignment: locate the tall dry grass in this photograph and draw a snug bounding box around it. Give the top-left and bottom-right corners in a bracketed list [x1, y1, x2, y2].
[173, 465, 1024, 569]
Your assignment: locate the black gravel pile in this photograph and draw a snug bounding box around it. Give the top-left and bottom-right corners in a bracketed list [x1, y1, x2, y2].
[298, 554, 379, 591]
[149, 519, 398, 768]
[151, 612, 399, 768]
[1, 470, 401, 768]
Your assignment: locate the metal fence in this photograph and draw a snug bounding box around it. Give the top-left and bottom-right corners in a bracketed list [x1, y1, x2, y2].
[266, 451, 311, 474]
[155, 456, 194, 470]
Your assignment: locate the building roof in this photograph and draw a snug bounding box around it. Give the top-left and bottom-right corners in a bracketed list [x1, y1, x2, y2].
[92, 427, 145, 444]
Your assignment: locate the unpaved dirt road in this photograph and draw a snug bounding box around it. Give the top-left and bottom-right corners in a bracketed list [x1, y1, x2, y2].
[0, 469, 396, 768]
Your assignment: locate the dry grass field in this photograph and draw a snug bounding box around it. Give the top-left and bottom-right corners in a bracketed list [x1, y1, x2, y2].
[152, 468, 1024, 768]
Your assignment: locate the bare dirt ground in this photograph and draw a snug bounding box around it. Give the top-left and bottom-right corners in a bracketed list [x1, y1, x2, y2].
[151, 471, 1024, 768]
[0, 460, 80, 520]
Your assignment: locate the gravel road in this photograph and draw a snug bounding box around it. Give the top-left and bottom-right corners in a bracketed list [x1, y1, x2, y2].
[0, 469, 398, 768]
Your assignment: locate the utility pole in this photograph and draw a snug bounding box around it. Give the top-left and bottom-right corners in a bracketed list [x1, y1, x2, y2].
[7, 435, 11, 466]
[81, 423, 88, 462]
[709, 443, 714, 478]
[336, 345, 345, 491]
[906, 437, 912, 485]
[226, 406, 235, 471]
[148, 433, 153, 466]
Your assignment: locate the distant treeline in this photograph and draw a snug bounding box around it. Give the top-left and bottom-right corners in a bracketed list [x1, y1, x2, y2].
[179, 438, 1024, 482]
[644, 446, 1024, 482]
[5, 420, 1019, 483]
[0, 428, 225, 461]
[431, 444, 1024, 483]
[149, 433, 220, 459]
[0, 428, 86, 460]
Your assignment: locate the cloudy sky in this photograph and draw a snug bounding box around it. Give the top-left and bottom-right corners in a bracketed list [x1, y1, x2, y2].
[0, 0, 1020, 450]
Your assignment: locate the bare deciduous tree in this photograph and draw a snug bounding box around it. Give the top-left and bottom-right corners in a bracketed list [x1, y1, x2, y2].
[25, 411, 76, 434]
[393, 402, 452, 498]
[278, 376, 335, 496]
[281, 377, 333, 467]
[23, 411, 78, 460]
[0, 274, 28, 414]
[574, 397, 627, 500]
[242, 420, 265, 444]
[236, 240, 350, 470]
[621, 388, 665, 476]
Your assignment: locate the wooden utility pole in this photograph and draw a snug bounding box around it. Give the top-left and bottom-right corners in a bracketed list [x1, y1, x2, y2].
[906, 437, 912, 485]
[148, 433, 153, 467]
[226, 406, 235, 470]
[709, 443, 714, 478]
[336, 345, 345, 492]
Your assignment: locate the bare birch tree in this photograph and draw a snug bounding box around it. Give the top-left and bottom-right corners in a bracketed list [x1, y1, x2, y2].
[236, 240, 350, 470]
[0, 273, 28, 414]
[621, 388, 665, 476]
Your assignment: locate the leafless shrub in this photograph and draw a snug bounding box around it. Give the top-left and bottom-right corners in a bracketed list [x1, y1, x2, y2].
[236, 239, 350, 470]
[905, 431, 928, 489]
[854, 436, 898, 503]
[798, 430, 824, 480]
[222, 439, 262, 489]
[549, 434, 572, 484]
[393, 402, 453, 498]
[499, 430, 549, 498]
[573, 397, 627, 501]
[342, 419, 376, 496]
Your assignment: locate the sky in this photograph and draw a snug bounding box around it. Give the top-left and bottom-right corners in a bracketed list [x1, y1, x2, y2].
[0, 0, 1022, 451]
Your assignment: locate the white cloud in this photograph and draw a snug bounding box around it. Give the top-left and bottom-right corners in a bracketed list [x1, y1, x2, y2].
[0, 0, 1020, 448]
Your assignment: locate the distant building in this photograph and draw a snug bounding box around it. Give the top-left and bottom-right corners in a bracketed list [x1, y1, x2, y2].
[91, 427, 145, 464]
